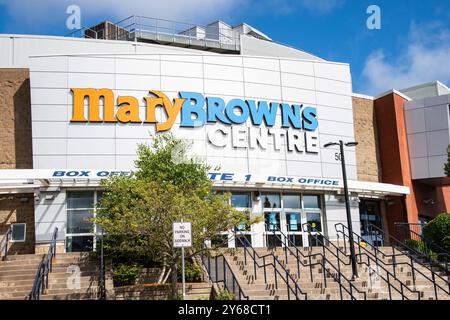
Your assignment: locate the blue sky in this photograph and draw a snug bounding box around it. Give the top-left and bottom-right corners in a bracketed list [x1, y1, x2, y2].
[0, 0, 449, 95]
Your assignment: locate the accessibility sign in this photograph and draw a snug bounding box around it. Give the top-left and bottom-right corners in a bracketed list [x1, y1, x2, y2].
[173, 222, 192, 248]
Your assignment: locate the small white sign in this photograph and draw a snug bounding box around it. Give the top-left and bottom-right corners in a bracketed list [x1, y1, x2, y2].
[173, 222, 192, 248]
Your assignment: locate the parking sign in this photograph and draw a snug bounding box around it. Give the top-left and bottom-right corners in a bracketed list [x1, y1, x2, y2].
[173, 222, 192, 248]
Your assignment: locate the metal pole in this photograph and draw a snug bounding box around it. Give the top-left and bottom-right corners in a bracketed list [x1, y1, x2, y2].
[340, 140, 359, 279]
[181, 246, 186, 300]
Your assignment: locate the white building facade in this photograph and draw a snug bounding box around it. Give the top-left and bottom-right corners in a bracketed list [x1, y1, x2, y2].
[0, 24, 409, 252]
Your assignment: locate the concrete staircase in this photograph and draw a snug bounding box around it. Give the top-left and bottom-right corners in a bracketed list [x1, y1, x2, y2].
[0, 254, 44, 300]
[40, 252, 113, 300]
[0, 252, 113, 300]
[183, 282, 212, 300]
[222, 246, 450, 300]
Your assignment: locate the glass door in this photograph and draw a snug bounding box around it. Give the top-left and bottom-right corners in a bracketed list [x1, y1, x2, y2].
[262, 193, 282, 248]
[66, 191, 95, 252]
[66, 190, 103, 252]
[302, 195, 324, 247]
[283, 194, 303, 246]
[231, 192, 252, 247]
[359, 200, 383, 246]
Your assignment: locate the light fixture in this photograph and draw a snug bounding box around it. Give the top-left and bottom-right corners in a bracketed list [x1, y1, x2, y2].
[324, 142, 340, 148]
[345, 142, 358, 147]
[45, 194, 55, 200]
[323, 139, 359, 279]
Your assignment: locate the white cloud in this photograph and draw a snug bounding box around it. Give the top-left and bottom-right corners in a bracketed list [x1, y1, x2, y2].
[362, 22, 450, 95]
[0, 0, 244, 33]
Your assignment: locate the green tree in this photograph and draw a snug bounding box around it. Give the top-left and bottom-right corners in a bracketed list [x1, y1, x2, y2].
[445, 145, 450, 177]
[422, 213, 450, 253]
[95, 133, 255, 298]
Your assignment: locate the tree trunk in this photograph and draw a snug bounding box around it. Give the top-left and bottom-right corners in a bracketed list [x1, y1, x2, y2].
[170, 259, 178, 299]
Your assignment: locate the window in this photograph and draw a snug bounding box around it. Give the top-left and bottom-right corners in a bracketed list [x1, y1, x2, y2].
[67, 191, 94, 209]
[286, 212, 301, 231]
[262, 194, 281, 209]
[231, 192, 251, 208]
[266, 234, 282, 248]
[306, 212, 322, 232]
[67, 191, 94, 234]
[66, 235, 93, 252]
[303, 195, 321, 209]
[288, 235, 303, 247]
[10, 223, 26, 242]
[308, 234, 324, 247]
[235, 234, 252, 248]
[231, 192, 251, 231]
[283, 195, 301, 209]
[66, 191, 100, 252]
[265, 212, 280, 231]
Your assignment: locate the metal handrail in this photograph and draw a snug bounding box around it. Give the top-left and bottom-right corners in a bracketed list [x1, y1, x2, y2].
[67, 15, 241, 51]
[234, 230, 307, 300]
[0, 228, 11, 261]
[270, 226, 366, 300]
[99, 230, 106, 300]
[355, 222, 449, 297]
[201, 251, 248, 300]
[335, 223, 443, 299]
[28, 227, 58, 300]
[364, 223, 450, 297]
[395, 222, 450, 266]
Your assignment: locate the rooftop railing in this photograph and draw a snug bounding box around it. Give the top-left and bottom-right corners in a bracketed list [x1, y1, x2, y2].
[67, 15, 241, 52]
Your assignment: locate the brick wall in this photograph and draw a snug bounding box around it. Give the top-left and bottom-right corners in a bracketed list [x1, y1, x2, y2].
[352, 96, 382, 182]
[0, 194, 35, 254]
[0, 68, 35, 254]
[0, 68, 33, 169]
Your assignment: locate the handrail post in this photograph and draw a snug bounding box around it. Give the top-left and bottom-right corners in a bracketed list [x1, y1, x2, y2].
[337, 249, 343, 299]
[253, 248, 257, 280]
[350, 282, 353, 300]
[273, 255, 278, 289]
[387, 273, 392, 300]
[431, 262, 438, 300]
[5, 230, 9, 259]
[321, 238, 327, 287]
[392, 246, 397, 277]
[263, 256, 267, 284]
[410, 257, 416, 288]
[283, 232, 288, 264]
[286, 269, 290, 300]
[243, 238, 247, 265]
[223, 256, 226, 286]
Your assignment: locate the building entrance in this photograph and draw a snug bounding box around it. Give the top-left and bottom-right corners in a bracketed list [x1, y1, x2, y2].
[359, 200, 384, 246]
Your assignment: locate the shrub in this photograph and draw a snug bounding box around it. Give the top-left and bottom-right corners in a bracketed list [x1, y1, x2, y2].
[113, 263, 142, 287]
[177, 261, 203, 283]
[404, 239, 438, 261]
[215, 289, 234, 300]
[422, 213, 450, 252]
